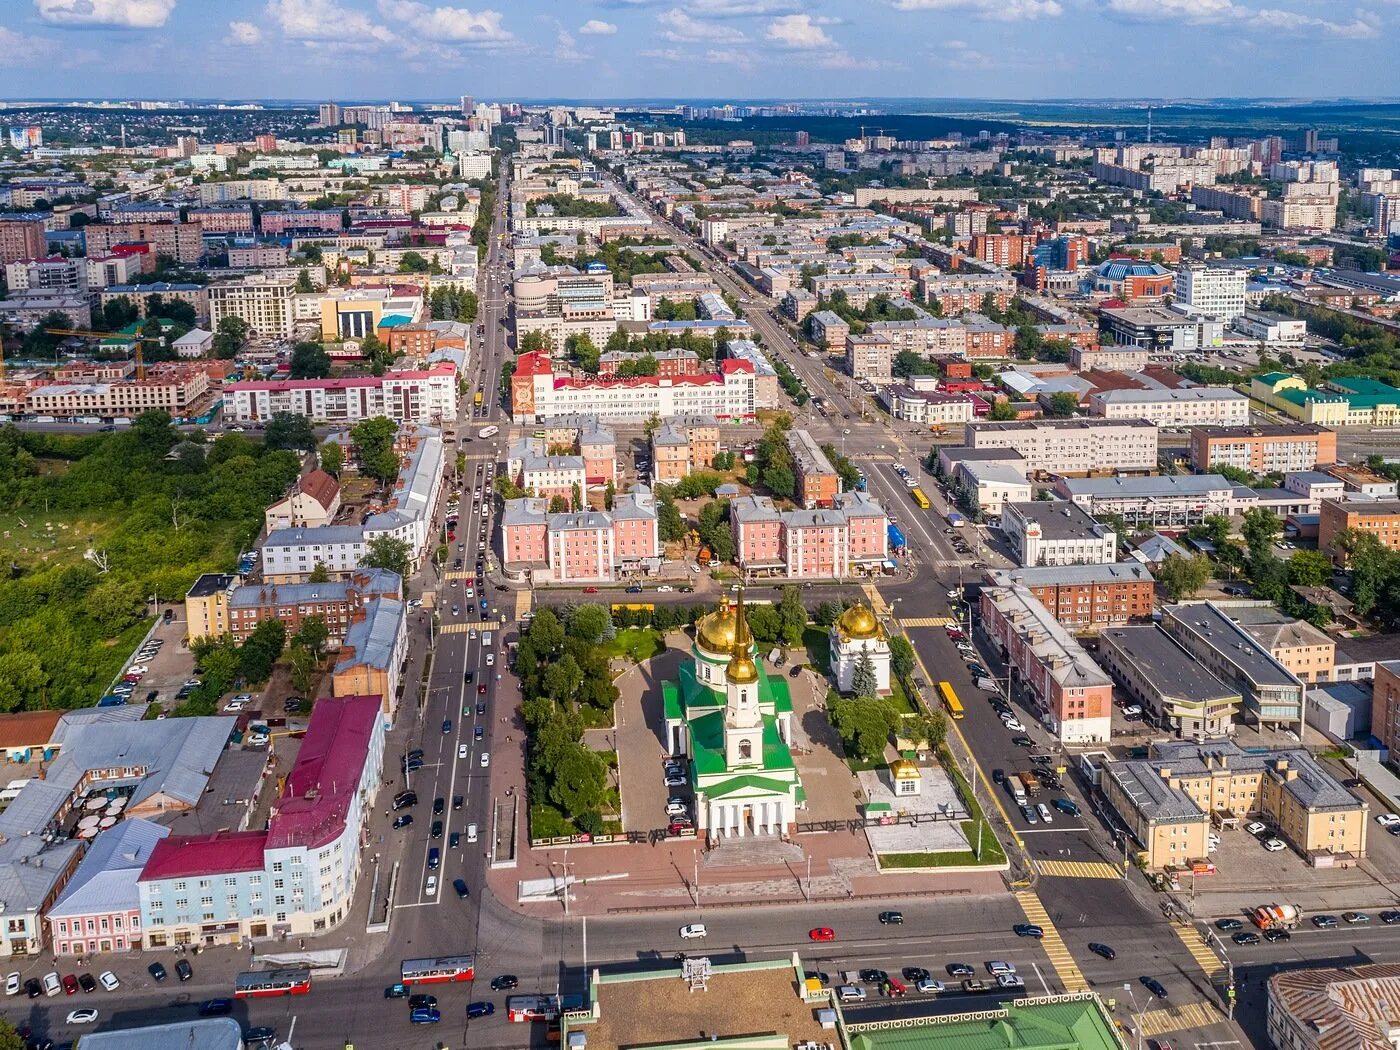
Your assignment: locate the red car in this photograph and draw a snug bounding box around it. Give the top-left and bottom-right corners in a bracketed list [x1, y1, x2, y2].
[62, 974, 79, 995]
[582, 587, 599, 594]
[809, 927, 836, 942]
[668, 820, 693, 834]
[478, 684, 487, 695]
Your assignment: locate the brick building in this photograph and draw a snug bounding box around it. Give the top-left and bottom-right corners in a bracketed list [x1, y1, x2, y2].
[985, 563, 1155, 630]
[787, 429, 842, 509]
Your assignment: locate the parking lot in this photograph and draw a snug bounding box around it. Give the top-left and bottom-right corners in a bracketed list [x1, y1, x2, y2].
[106, 607, 199, 709]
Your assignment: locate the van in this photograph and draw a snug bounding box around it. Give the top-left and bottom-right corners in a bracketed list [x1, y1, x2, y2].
[837, 985, 866, 1003]
[483, 632, 493, 647]
[467, 823, 478, 843]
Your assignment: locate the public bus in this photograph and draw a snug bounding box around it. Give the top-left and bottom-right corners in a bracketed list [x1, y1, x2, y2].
[401, 955, 475, 985]
[474, 390, 484, 406]
[937, 681, 965, 720]
[910, 487, 931, 510]
[507, 994, 560, 1023]
[234, 968, 312, 998]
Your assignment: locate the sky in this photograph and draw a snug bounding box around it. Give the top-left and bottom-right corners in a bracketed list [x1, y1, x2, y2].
[0, 0, 1397, 102]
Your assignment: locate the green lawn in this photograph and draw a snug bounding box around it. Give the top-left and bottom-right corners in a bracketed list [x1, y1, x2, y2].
[879, 829, 1007, 869]
[803, 626, 830, 669]
[603, 627, 666, 663]
[887, 676, 915, 714]
[0, 509, 121, 571]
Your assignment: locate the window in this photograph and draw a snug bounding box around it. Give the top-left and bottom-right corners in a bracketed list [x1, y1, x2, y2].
[174, 881, 187, 891]
[175, 899, 188, 910]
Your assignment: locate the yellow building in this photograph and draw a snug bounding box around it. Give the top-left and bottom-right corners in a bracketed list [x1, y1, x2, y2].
[1104, 740, 1366, 869]
[1240, 618, 1336, 684]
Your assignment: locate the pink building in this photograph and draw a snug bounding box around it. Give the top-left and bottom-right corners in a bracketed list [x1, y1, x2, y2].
[549, 513, 614, 583]
[834, 491, 889, 567]
[500, 487, 659, 583]
[731, 491, 890, 579]
[502, 498, 549, 567]
[782, 511, 845, 578]
[187, 207, 255, 235]
[47, 819, 169, 955]
[259, 209, 345, 235]
[731, 495, 785, 573]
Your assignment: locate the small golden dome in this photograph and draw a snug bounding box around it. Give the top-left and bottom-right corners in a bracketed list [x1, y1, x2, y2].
[697, 597, 738, 654]
[890, 758, 921, 780]
[837, 603, 882, 640]
[726, 652, 760, 685]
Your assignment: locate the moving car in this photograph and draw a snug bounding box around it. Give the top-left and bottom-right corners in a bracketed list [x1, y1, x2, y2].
[1344, 911, 1371, 925]
[1088, 942, 1116, 960]
[1312, 914, 1340, 928]
[1141, 976, 1169, 998]
[490, 975, 519, 991]
[1264, 927, 1291, 942]
[878, 911, 903, 925]
[453, 878, 470, 899]
[916, 978, 945, 995]
[808, 927, 836, 941]
[392, 814, 413, 829]
[467, 1001, 496, 1018]
[1013, 924, 1044, 939]
[1231, 932, 1261, 945]
[1214, 918, 1243, 931]
[680, 924, 708, 939]
[199, 998, 234, 1016]
[65, 1008, 98, 1024]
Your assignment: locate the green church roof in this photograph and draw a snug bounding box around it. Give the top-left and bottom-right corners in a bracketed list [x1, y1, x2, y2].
[689, 711, 794, 777]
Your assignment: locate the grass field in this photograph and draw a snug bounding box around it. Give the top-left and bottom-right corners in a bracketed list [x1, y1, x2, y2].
[603, 627, 667, 663]
[0, 509, 122, 571]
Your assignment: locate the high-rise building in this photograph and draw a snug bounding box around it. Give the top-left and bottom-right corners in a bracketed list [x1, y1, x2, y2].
[1174, 264, 1247, 322]
[318, 102, 341, 127]
[459, 95, 474, 118]
[794, 130, 810, 147]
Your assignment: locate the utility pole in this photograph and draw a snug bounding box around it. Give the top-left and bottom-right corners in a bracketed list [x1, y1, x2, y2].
[694, 852, 701, 911]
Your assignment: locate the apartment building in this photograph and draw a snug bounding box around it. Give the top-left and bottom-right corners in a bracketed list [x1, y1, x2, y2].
[208, 279, 296, 339]
[83, 222, 205, 265]
[4, 256, 87, 294]
[965, 418, 1158, 476]
[809, 273, 915, 308]
[650, 415, 720, 484]
[184, 568, 402, 646]
[1069, 345, 1152, 373]
[98, 283, 209, 322]
[1319, 498, 1400, 563]
[1099, 626, 1242, 738]
[1187, 424, 1337, 475]
[259, 209, 345, 236]
[979, 584, 1114, 744]
[1103, 739, 1364, 871]
[969, 233, 1031, 268]
[1173, 265, 1247, 322]
[187, 206, 255, 235]
[883, 386, 976, 427]
[500, 487, 660, 583]
[1056, 474, 1239, 528]
[1089, 387, 1250, 427]
[509, 351, 756, 425]
[0, 215, 47, 264]
[918, 271, 1016, 314]
[226, 363, 459, 425]
[1372, 661, 1400, 756]
[25, 365, 211, 420]
[1267, 963, 1400, 1050]
[845, 334, 894, 385]
[730, 491, 887, 580]
[1161, 602, 1305, 729]
[264, 469, 341, 532]
[986, 562, 1154, 630]
[808, 311, 850, 349]
[506, 437, 586, 502]
[999, 501, 1117, 568]
[330, 599, 409, 726]
[788, 428, 842, 509]
[868, 317, 970, 358]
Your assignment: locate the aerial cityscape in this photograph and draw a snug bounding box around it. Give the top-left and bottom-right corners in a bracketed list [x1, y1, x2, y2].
[6, 3, 1400, 1050]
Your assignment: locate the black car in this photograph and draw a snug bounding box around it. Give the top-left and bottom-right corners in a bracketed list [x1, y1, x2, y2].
[490, 975, 519, 991]
[902, 967, 930, 983]
[465, 671, 474, 683]
[991, 769, 1005, 784]
[393, 814, 414, 829]
[25, 978, 42, 998]
[431, 820, 443, 839]
[1214, 918, 1244, 931]
[1381, 911, 1400, 925]
[857, 969, 888, 984]
[1013, 924, 1044, 939]
[199, 998, 234, 1016]
[1087, 942, 1116, 960]
[476, 702, 486, 715]
[78, 973, 97, 993]
[1264, 927, 1291, 942]
[148, 962, 167, 982]
[804, 971, 831, 987]
[393, 791, 418, 810]
[1141, 976, 1168, 998]
[433, 797, 445, 815]
[878, 910, 903, 925]
[1232, 931, 1261, 946]
[453, 795, 464, 810]
[243, 1027, 276, 1045]
[454, 878, 470, 898]
[176, 959, 193, 981]
[409, 994, 438, 1009]
[946, 963, 975, 978]
[1012, 736, 1035, 748]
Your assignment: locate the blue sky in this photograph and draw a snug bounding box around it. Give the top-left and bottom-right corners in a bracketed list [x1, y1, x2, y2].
[0, 0, 1396, 101]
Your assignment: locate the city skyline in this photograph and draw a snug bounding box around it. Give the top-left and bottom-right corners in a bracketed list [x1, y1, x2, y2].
[1, 0, 1398, 101]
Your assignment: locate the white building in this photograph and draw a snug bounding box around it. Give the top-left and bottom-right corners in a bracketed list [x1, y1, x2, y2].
[457, 153, 492, 180]
[1000, 501, 1118, 568]
[1234, 309, 1307, 344]
[955, 459, 1032, 517]
[4, 256, 86, 294]
[965, 418, 1159, 476]
[828, 604, 892, 695]
[1089, 387, 1250, 427]
[207, 279, 297, 339]
[1173, 265, 1247, 323]
[1056, 474, 1242, 527]
[226, 363, 459, 425]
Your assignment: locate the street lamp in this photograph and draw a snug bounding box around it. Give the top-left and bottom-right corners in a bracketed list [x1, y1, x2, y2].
[1121, 984, 1144, 1050]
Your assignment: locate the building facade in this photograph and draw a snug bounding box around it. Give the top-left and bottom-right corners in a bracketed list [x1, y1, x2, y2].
[985, 563, 1155, 630]
[966, 418, 1158, 476]
[1187, 424, 1337, 475]
[1000, 501, 1117, 568]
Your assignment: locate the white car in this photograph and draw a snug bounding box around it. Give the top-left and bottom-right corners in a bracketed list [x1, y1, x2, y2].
[1036, 802, 1053, 824]
[1263, 838, 1287, 852]
[946, 589, 961, 599]
[4, 972, 18, 995]
[66, 1008, 99, 1024]
[1377, 813, 1400, 828]
[231, 693, 254, 703]
[458, 744, 469, 759]
[916, 978, 945, 994]
[128, 665, 148, 675]
[956, 643, 975, 654]
[485, 653, 495, 666]
[99, 971, 120, 991]
[1121, 704, 1143, 718]
[1245, 821, 1267, 836]
[679, 923, 707, 939]
[1003, 719, 1026, 733]
[225, 699, 249, 711]
[426, 875, 438, 896]
[480, 752, 490, 768]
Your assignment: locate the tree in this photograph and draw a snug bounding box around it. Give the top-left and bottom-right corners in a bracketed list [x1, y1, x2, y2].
[548, 742, 608, 817]
[777, 585, 807, 647]
[548, 494, 569, 513]
[288, 645, 317, 695]
[566, 604, 613, 646]
[359, 332, 394, 376]
[240, 618, 287, 683]
[1156, 554, 1212, 601]
[212, 315, 249, 359]
[603, 479, 615, 510]
[1242, 507, 1282, 556]
[1287, 548, 1333, 588]
[307, 562, 333, 583]
[852, 650, 879, 699]
[363, 536, 411, 580]
[292, 614, 331, 662]
[528, 608, 565, 655]
[1044, 392, 1080, 418]
[542, 653, 584, 702]
[814, 601, 842, 627]
[350, 416, 400, 484]
[289, 341, 332, 379]
[295, 267, 315, 293]
[88, 578, 146, 635]
[904, 710, 947, 751]
[398, 250, 431, 273]
[987, 400, 1018, 421]
[657, 493, 685, 542]
[1191, 515, 1233, 549]
[571, 481, 583, 512]
[762, 463, 796, 501]
[889, 635, 915, 681]
[318, 441, 344, 476]
[0, 1018, 29, 1050]
[745, 604, 782, 645]
[520, 330, 551, 353]
[263, 412, 317, 451]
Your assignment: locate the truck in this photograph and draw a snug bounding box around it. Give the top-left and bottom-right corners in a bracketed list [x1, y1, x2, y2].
[1009, 780, 1028, 807]
[1018, 770, 1042, 798]
[1252, 904, 1302, 930]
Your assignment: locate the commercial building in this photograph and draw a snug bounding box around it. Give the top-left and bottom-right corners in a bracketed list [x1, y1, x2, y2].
[787, 428, 842, 509]
[1373, 661, 1400, 757]
[1099, 625, 1242, 738]
[1103, 740, 1364, 870]
[1320, 498, 1400, 563]
[1161, 602, 1305, 729]
[965, 418, 1158, 476]
[501, 487, 661, 584]
[184, 568, 402, 646]
[74, 1018, 242, 1050]
[1234, 308, 1306, 343]
[1089, 387, 1250, 427]
[1268, 962, 1400, 1050]
[999, 501, 1118, 568]
[1070, 345, 1152, 373]
[1088, 259, 1174, 301]
[330, 598, 409, 725]
[1056, 474, 1239, 527]
[1187, 424, 1337, 475]
[954, 459, 1031, 516]
[979, 584, 1114, 743]
[319, 287, 424, 341]
[137, 694, 385, 944]
[1173, 265, 1247, 322]
[650, 415, 720, 484]
[1236, 613, 1337, 685]
[883, 385, 976, 427]
[731, 491, 888, 580]
[510, 351, 756, 425]
[46, 818, 170, 956]
[24, 364, 211, 421]
[985, 563, 1155, 630]
[722, 340, 780, 407]
[226, 362, 459, 425]
[1099, 306, 1200, 353]
[207, 278, 296, 339]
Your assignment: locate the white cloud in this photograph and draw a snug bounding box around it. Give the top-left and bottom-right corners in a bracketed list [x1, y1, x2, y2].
[888, 0, 1063, 18]
[266, 0, 396, 41]
[658, 7, 746, 41]
[606, 0, 797, 13]
[377, 0, 513, 43]
[226, 20, 263, 44]
[0, 25, 60, 62]
[578, 18, 617, 33]
[33, 0, 176, 28]
[765, 13, 835, 47]
[1104, 0, 1379, 36]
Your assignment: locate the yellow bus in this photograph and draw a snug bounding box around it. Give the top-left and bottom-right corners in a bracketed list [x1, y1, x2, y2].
[473, 390, 484, 407]
[938, 681, 965, 720]
[910, 487, 931, 510]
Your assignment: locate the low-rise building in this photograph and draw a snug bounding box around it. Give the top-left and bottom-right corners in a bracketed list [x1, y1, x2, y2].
[1069, 344, 1152, 372]
[264, 469, 341, 533]
[22, 364, 211, 421]
[967, 418, 1158, 476]
[883, 385, 976, 427]
[331, 599, 408, 725]
[184, 568, 402, 646]
[1187, 424, 1337, 475]
[1098, 305, 1199, 352]
[955, 459, 1031, 517]
[1161, 602, 1305, 729]
[1233, 611, 1337, 685]
[46, 819, 170, 956]
[1268, 962, 1400, 1050]
[1099, 625, 1242, 738]
[1000, 501, 1117, 568]
[507, 437, 586, 502]
[787, 428, 842, 509]
[1374, 660, 1400, 757]
[1090, 387, 1250, 427]
[1320, 498, 1400, 564]
[1056, 474, 1240, 527]
[979, 584, 1114, 743]
[650, 415, 719, 484]
[986, 562, 1155, 630]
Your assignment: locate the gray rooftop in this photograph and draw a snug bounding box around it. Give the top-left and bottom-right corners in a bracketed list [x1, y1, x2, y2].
[1100, 625, 1239, 706]
[1061, 474, 1235, 498]
[502, 497, 549, 528]
[1107, 760, 1204, 824]
[335, 598, 405, 674]
[1094, 387, 1248, 405]
[264, 523, 367, 548]
[74, 1017, 243, 1050]
[1163, 602, 1305, 690]
[1152, 738, 1360, 811]
[731, 494, 782, 524]
[47, 818, 170, 920]
[1003, 501, 1110, 543]
[989, 562, 1154, 587]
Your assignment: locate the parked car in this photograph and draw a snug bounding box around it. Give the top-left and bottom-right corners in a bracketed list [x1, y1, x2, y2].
[808, 927, 836, 942]
[467, 1001, 495, 1018]
[175, 959, 193, 982]
[65, 1008, 99, 1025]
[148, 963, 167, 982]
[78, 973, 96, 993]
[878, 911, 903, 925]
[384, 983, 409, 999]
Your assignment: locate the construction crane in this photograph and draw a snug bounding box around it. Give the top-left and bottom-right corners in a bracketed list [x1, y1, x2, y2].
[44, 327, 164, 381]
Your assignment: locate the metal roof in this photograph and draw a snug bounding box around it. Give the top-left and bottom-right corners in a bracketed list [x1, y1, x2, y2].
[47, 818, 170, 919]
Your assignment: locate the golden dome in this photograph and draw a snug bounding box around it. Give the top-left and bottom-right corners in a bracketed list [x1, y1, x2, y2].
[890, 758, 921, 780]
[697, 597, 739, 654]
[725, 588, 760, 685]
[837, 603, 883, 641]
[726, 653, 760, 685]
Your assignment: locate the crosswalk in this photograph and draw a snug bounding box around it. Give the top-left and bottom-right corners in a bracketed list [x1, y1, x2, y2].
[1014, 891, 1087, 993]
[514, 589, 533, 623]
[444, 571, 472, 580]
[1032, 858, 1124, 880]
[898, 616, 953, 629]
[862, 583, 890, 618]
[463, 452, 497, 461]
[439, 621, 496, 635]
[1137, 1000, 1222, 1038]
[1172, 924, 1228, 983]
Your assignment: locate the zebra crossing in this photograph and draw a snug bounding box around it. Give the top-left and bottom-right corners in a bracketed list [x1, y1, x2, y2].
[1032, 858, 1124, 880]
[439, 621, 495, 635]
[898, 616, 954, 629]
[1137, 1000, 1222, 1038]
[1172, 924, 1228, 983]
[1014, 891, 1088, 994]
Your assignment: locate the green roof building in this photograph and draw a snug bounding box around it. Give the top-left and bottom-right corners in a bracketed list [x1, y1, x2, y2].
[846, 996, 1125, 1050]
